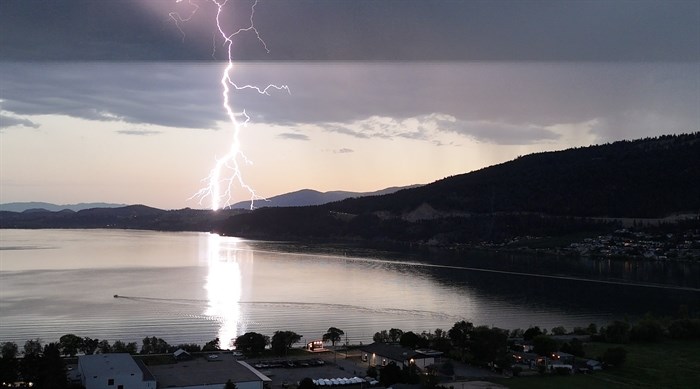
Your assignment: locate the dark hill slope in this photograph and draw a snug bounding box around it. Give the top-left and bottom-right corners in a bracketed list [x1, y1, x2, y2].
[332, 133, 700, 218]
[220, 134, 700, 243]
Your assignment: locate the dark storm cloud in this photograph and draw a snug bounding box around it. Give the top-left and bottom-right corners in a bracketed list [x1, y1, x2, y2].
[277, 132, 310, 141]
[117, 129, 162, 136]
[1, 0, 697, 145]
[0, 0, 698, 61]
[231, 62, 700, 143]
[0, 62, 697, 144]
[0, 114, 40, 129]
[0, 62, 225, 130]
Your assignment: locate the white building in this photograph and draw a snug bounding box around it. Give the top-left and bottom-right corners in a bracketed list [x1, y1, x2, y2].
[78, 354, 156, 389]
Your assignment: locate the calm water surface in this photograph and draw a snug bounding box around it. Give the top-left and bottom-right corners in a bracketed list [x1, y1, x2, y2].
[1, 229, 698, 347]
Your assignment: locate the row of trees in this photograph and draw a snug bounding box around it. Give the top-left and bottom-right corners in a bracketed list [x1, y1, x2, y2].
[0, 340, 69, 388]
[4, 312, 697, 385]
[234, 327, 344, 357]
[593, 315, 700, 344]
[371, 321, 510, 368]
[30, 334, 224, 357]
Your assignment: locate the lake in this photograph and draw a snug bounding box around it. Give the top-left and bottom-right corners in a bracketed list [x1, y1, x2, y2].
[1, 229, 698, 348]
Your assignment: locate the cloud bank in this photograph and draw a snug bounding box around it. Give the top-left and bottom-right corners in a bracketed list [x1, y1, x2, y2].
[1, 62, 697, 145]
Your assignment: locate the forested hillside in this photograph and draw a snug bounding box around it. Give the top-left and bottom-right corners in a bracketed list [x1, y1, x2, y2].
[219, 134, 700, 244]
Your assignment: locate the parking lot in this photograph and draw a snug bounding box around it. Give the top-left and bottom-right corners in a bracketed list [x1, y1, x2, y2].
[247, 351, 369, 389]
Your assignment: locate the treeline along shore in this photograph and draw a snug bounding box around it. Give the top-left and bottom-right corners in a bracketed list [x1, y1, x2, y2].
[2, 311, 700, 388]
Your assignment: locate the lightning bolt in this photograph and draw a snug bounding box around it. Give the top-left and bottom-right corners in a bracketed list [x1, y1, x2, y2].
[172, 0, 289, 211]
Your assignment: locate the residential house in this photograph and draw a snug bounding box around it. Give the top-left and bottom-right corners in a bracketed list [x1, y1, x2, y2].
[78, 354, 156, 389]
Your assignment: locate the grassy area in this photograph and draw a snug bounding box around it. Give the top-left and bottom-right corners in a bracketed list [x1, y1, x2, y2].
[490, 339, 700, 388]
[491, 374, 624, 389]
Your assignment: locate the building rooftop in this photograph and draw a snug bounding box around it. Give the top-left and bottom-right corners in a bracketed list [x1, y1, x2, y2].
[359, 343, 442, 362]
[147, 354, 269, 387]
[79, 354, 154, 382]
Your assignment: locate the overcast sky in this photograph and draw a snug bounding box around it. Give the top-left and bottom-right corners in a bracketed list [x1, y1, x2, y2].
[1, 0, 698, 209]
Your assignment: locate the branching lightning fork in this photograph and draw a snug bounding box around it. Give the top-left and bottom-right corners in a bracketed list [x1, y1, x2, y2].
[171, 0, 289, 211]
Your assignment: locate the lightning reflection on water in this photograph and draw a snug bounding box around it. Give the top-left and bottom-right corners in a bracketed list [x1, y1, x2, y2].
[204, 233, 243, 348]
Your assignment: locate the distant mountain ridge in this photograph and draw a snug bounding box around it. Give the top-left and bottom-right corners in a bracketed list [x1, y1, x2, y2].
[0, 186, 420, 231]
[0, 202, 126, 213]
[0, 185, 419, 214]
[230, 186, 421, 209]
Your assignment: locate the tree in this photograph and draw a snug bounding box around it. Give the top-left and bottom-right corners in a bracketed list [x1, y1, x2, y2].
[560, 338, 585, 357]
[323, 327, 345, 364]
[202, 337, 221, 352]
[37, 342, 67, 388]
[379, 361, 402, 387]
[113, 340, 138, 354]
[323, 327, 345, 348]
[603, 321, 630, 344]
[373, 330, 389, 343]
[532, 335, 558, 357]
[523, 326, 543, 341]
[59, 333, 83, 357]
[24, 338, 43, 357]
[587, 323, 598, 335]
[20, 339, 42, 383]
[668, 318, 700, 339]
[430, 336, 452, 353]
[551, 326, 567, 336]
[389, 328, 404, 343]
[433, 328, 446, 339]
[97, 339, 112, 353]
[141, 336, 171, 354]
[401, 362, 420, 384]
[399, 331, 426, 349]
[470, 326, 508, 366]
[0, 342, 19, 383]
[298, 377, 318, 389]
[234, 332, 269, 355]
[448, 320, 473, 356]
[1, 341, 18, 359]
[81, 337, 99, 355]
[630, 317, 664, 342]
[271, 331, 302, 356]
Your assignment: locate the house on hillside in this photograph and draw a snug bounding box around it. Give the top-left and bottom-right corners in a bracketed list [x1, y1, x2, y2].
[359, 343, 443, 369]
[78, 354, 156, 389]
